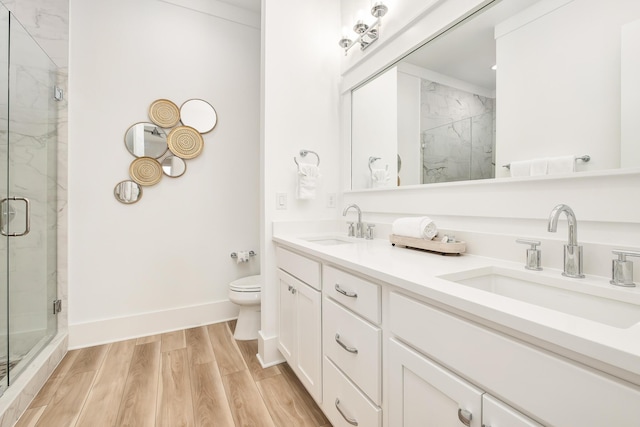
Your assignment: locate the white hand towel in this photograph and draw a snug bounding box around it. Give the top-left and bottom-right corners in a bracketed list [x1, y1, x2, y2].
[392, 216, 438, 240]
[530, 158, 548, 176]
[509, 160, 532, 177]
[547, 155, 575, 174]
[297, 164, 321, 200]
[371, 167, 390, 188]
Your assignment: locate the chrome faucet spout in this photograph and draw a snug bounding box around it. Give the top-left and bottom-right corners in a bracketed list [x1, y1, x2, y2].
[547, 204, 584, 278]
[343, 204, 364, 238]
[547, 204, 577, 246]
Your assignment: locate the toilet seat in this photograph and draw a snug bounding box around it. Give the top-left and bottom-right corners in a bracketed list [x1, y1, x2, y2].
[229, 275, 261, 292]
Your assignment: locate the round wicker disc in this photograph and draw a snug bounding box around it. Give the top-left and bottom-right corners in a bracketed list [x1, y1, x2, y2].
[129, 157, 163, 186]
[167, 126, 204, 159]
[149, 99, 180, 128]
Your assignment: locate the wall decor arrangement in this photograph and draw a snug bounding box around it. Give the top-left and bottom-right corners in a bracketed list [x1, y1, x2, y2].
[113, 98, 218, 204]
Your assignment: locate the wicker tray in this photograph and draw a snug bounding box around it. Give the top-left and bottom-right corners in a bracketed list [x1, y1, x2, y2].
[389, 234, 466, 255]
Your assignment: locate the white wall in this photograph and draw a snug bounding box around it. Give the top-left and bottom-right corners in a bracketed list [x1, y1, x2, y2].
[68, 0, 260, 348]
[495, 0, 640, 175]
[352, 66, 397, 189]
[621, 18, 640, 168]
[260, 0, 341, 365]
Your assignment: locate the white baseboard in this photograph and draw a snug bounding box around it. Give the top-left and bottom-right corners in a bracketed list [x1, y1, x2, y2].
[257, 330, 285, 368]
[69, 300, 239, 349]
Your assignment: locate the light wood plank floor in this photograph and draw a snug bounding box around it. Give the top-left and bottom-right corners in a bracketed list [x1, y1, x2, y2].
[16, 321, 331, 427]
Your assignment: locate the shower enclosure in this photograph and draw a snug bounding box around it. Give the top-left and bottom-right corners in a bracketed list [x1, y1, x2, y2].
[0, 4, 58, 396]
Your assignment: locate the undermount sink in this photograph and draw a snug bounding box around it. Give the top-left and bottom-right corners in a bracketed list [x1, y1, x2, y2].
[438, 266, 640, 329]
[302, 236, 355, 246]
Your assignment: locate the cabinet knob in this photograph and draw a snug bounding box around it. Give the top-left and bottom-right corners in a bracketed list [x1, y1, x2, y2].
[458, 408, 472, 427]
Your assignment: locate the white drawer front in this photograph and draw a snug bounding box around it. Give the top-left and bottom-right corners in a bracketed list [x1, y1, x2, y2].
[323, 297, 381, 405]
[324, 265, 380, 324]
[389, 291, 640, 427]
[323, 357, 381, 427]
[276, 246, 321, 290]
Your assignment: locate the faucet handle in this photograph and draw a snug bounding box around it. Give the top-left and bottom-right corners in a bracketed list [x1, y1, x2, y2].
[610, 249, 640, 287]
[516, 239, 542, 271]
[365, 224, 375, 240]
[346, 222, 355, 237]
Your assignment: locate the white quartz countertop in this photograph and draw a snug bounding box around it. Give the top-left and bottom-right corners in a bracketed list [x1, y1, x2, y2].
[272, 231, 640, 384]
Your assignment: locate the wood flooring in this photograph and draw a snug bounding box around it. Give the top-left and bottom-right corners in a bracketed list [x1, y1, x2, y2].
[15, 321, 331, 427]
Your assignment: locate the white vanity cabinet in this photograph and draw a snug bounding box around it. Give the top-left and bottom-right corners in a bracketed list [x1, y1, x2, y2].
[388, 338, 542, 427]
[276, 247, 322, 402]
[322, 265, 382, 427]
[389, 291, 640, 427]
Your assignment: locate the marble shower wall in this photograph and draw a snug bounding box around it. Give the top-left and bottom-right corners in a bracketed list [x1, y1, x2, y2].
[420, 79, 495, 183]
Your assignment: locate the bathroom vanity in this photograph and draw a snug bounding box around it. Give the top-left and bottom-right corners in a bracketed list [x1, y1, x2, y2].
[273, 230, 640, 427]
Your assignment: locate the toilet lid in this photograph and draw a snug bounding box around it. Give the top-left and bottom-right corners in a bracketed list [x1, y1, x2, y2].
[230, 275, 261, 292]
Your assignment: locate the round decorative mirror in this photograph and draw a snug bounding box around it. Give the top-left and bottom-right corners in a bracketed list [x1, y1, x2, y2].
[180, 99, 217, 133]
[124, 122, 168, 159]
[114, 180, 143, 204]
[162, 156, 187, 178]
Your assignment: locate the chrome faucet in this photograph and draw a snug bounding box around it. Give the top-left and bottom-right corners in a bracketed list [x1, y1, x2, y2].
[343, 204, 364, 238]
[547, 204, 584, 278]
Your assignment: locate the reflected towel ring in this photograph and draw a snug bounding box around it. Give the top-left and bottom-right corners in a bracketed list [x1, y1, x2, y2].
[293, 150, 320, 168]
[369, 156, 381, 173]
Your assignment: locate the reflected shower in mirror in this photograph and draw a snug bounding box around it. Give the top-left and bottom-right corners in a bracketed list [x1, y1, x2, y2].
[124, 122, 168, 159]
[180, 99, 218, 133]
[350, 0, 640, 190]
[162, 156, 187, 178]
[114, 180, 143, 204]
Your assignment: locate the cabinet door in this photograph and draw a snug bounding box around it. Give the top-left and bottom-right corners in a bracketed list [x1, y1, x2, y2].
[482, 395, 543, 427]
[388, 338, 483, 427]
[295, 278, 322, 402]
[277, 270, 296, 362]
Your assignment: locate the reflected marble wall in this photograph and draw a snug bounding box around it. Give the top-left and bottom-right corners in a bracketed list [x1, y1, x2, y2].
[420, 79, 495, 183]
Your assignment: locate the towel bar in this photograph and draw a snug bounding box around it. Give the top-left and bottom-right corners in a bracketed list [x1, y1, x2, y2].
[293, 150, 320, 168]
[502, 154, 590, 169]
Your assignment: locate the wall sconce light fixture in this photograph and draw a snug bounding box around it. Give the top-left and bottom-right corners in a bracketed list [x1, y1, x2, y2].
[339, 2, 388, 55]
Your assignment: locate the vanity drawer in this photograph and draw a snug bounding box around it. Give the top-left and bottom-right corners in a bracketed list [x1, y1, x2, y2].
[323, 265, 381, 324]
[323, 297, 381, 405]
[389, 291, 640, 427]
[323, 357, 381, 427]
[276, 246, 321, 290]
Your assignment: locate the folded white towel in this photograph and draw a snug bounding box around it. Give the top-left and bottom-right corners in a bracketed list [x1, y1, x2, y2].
[371, 167, 390, 188]
[530, 158, 548, 176]
[297, 164, 321, 199]
[547, 155, 575, 174]
[509, 160, 531, 177]
[392, 216, 438, 240]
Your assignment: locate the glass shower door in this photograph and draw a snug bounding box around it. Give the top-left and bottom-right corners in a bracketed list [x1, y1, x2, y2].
[0, 4, 9, 396]
[4, 12, 58, 385]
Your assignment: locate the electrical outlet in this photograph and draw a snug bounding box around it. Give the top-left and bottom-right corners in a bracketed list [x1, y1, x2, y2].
[327, 193, 336, 208]
[276, 192, 287, 210]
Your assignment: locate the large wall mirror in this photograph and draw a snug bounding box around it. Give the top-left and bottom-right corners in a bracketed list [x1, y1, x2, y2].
[350, 0, 640, 189]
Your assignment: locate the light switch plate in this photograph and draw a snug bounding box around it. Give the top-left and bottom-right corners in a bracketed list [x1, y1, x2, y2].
[276, 192, 287, 210]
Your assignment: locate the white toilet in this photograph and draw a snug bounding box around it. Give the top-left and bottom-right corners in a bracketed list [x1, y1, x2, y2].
[228, 275, 262, 340]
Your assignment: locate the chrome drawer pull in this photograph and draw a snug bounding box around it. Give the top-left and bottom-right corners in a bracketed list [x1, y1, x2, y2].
[458, 408, 472, 427]
[335, 398, 358, 426]
[335, 333, 358, 354]
[335, 283, 357, 298]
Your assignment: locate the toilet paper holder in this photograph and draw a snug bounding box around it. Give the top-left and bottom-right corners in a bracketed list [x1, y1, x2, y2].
[230, 250, 257, 259]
